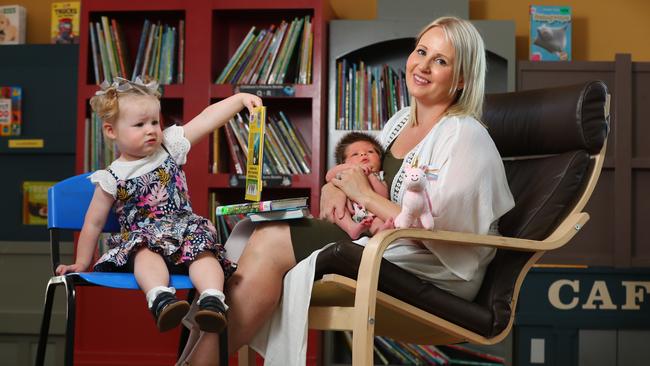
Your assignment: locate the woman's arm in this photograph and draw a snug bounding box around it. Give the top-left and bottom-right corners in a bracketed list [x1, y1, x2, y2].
[331, 165, 401, 221]
[182, 93, 263, 146]
[55, 186, 114, 275]
[319, 182, 348, 222]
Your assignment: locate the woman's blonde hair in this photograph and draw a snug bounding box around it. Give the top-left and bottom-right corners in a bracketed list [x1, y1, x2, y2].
[89, 77, 161, 124]
[408, 16, 486, 125]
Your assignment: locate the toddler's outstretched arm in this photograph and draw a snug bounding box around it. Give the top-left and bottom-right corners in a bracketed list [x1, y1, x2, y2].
[55, 186, 114, 275]
[183, 93, 263, 146]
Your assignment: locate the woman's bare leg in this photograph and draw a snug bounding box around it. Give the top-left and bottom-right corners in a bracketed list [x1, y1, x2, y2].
[226, 222, 296, 353]
[184, 221, 296, 363]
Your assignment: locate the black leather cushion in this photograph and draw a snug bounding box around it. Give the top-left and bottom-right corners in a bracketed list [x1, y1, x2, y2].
[315, 240, 494, 336]
[499, 151, 591, 240]
[485, 81, 608, 157]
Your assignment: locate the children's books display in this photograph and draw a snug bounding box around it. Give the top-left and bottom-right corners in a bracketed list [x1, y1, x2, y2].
[22, 181, 57, 225]
[529, 5, 572, 61]
[0, 5, 26, 45]
[215, 15, 313, 85]
[88, 17, 183, 84]
[0, 86, 21, 136]
[51, 2, 80, 44]
[244, 106, 266, 201]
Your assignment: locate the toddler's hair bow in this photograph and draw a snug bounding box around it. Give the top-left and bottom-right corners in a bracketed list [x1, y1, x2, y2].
[95, 76, 161, 97]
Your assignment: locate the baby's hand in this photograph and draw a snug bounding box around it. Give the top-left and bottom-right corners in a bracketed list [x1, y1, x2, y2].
[55, 263, 88, 276]
[361, 164, 372, 175]
[238, 93, 263, 115]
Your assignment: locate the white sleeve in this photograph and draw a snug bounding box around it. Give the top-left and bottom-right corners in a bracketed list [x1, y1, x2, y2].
[426, 119, 513, 234]
[420, 119, 514, 281]
[163, 125, 191, 165]
[88, 170, 117, 197]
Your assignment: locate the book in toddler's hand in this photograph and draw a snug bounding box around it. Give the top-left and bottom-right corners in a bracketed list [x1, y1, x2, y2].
[216, 197, 308, 216]
[245, 106, 266, 201]
[248, 207, 310, 222]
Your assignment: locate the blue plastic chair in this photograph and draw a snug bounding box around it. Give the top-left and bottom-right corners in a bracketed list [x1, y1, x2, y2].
[35, 173, 194, 366]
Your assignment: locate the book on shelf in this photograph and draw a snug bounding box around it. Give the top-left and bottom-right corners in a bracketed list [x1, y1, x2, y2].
[215, 196, 308, 216]
[529, 5, 572, 61]
[0, 5, 26, 45]
[215, 15, 313, 85]
[439, 344, 504, 365]
[90, 17, 182, 84]
[336, 59, 410, 131]
[50, 2, 80, 44]
[218, 111, 311, 176]
[248, 207, 310, 222]
[0, 86, 21, 136]
[22, 181, 57, 225]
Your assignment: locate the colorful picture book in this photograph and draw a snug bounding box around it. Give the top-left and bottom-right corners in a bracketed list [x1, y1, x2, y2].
[22, 181, 57, 225]
[215, 196, 308, 216]
[51, 2, 80, 44]
[248, 207, 310, 222]
[244, 106, 266, 201]
[215, 15, 313, 85]
[529, 5, 572, 61]
[0, 5, 26, 44]
[335, 59, 410, 131]
[0, 86, 22, 136]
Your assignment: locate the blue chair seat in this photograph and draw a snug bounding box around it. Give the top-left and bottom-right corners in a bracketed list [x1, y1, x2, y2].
[75, 272, 194, 289]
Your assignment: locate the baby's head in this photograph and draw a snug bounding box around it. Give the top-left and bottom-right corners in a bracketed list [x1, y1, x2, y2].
[334, 132, 383, 172]
[90, 77, 162, 161]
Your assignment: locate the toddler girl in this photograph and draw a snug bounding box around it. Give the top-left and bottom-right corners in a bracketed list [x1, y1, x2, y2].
[56, 77, 262, 334]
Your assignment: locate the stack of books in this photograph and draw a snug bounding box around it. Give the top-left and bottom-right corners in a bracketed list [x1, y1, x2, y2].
[215, 197, 309, 222]
[335, 60, 410, 131]
[215, 15, 313, 85]
[340, 332, 505, 365]
[89, 17, 184, 85]
[217, 111, 311, 176]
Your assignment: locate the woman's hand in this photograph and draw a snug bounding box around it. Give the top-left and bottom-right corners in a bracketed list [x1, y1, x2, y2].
[55, 262, 88, 276]
[331, 165, 374, 204]
[238, 93, 263, 115]
[320, 182, 347, 222]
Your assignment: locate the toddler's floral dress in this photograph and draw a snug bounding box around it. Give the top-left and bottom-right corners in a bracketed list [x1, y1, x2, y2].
[89, 125, 235, 276]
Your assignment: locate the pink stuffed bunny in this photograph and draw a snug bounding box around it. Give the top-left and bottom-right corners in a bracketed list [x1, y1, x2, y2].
[394, 166, 435, 230]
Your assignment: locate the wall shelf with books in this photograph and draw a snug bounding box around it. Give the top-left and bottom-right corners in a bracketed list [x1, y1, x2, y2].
[73, 0, 330, 364]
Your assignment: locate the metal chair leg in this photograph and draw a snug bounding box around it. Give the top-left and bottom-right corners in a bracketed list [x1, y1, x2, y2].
[63, 277, 76, 366]
[35, 279, 60, 366]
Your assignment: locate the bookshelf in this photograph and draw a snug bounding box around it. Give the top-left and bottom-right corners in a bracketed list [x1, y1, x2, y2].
[74, 0, 331, 364]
